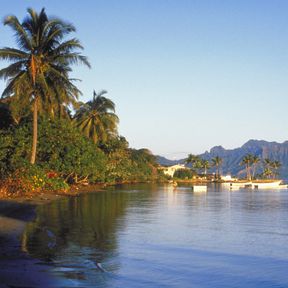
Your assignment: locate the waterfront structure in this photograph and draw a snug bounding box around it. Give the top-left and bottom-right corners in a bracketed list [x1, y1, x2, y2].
[162, 164, 186, 177]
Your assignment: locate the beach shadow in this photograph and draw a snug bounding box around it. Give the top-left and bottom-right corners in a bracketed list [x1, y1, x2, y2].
[0, 200, 36, 221]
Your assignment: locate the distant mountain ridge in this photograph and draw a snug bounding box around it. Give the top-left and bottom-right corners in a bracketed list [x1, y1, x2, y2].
[156, 139, 288, 178]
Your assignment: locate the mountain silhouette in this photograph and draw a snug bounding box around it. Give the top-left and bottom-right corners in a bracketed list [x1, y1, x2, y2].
[157, 139, 288, 178]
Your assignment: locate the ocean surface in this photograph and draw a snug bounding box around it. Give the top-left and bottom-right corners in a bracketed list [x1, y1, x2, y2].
[23, 183, 288, 287]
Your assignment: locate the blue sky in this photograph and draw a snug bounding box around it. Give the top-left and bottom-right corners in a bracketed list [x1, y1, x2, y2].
[0, 0, 287, 159]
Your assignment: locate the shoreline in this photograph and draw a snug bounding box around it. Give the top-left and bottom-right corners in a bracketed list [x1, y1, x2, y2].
[0, 198, 53, 287]
[0, 184, 105, 287]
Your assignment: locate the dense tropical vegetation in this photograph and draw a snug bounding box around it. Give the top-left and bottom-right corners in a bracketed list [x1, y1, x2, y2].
[0, 8, 163, 197]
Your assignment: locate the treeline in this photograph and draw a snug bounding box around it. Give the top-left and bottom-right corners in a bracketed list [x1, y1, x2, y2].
[0, 8, 161, 196]
[173, 153, 281, 181]
[0, 106, 161, 196]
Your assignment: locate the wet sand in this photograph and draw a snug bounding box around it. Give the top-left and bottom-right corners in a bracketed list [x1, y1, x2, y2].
[0, 195, 61, 287]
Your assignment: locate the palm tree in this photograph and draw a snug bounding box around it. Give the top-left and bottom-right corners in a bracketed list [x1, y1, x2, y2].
[240, 154, 253, 180]
[263, 158, 271, 169]
[262, 158, 281, 179]
[0, 8, 90, 164]
[185, 154, 202, 174]
[251, 155, 260, 180]
[263, 167, 273, 179]
[74, 90, 119, 144]
[270, 160, 282, 179]
[263, 158, 271, 178]
[185, 154, 198, 165]
[211, 156, 223, 180]
[201, 159, 210, 175]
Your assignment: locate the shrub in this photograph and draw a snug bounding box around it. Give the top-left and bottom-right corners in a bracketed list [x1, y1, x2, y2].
[173, 168, 195, 179]
[0, 165, 69, 198]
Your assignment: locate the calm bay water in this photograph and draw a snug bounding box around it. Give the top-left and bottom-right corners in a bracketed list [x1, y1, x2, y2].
[23, 184, 288, 287]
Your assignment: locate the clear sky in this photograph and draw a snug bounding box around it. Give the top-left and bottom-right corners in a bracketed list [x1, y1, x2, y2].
[0, 0, 287, 159]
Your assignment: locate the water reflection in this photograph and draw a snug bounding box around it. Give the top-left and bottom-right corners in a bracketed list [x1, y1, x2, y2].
[22, 184, 288, 287]
[23, 190, 131, 262]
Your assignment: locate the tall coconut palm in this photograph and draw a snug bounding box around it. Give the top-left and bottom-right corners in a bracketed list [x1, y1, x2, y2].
[74, 90, 119, 144]
[240, 154, 253, 180]
[263, 158, 272, 179]
[211, 156, 223, 180]
[251, 155, 260, 180]
[0, 8, 90, 164]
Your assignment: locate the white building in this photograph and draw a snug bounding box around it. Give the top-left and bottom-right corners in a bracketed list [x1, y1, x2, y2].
[221, 175, 237, 181]
[162, 164, 186, 177]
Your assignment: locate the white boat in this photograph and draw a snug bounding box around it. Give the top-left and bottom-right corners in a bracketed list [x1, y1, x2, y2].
[192, 185, 207, 192]
[252, 180, 283, 189]
[229, 181, 252, 189]
[229, 180, 286, 190]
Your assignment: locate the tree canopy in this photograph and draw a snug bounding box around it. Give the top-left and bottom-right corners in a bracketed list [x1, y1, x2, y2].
[0, 8, 90, 163]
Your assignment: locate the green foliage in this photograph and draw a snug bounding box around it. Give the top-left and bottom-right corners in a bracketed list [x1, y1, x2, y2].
[262, 158, 282, 179]
[211, 156, 223, 179]
[173, 168, 195, 179]
[0, 117, 161, 187]
[103, 138, 159, 183]
[0, 124, 31, 175]
[0, 8, 90, 164]
[0, 118, 107, 183]
[185, 154, 211, 174]
[0, 8, 89, 114]
[36, 118, 107, 183]
[0, 8, 163, 193]
[74, 90, 119, 144]
[0, 102, 15, 128]
[19, 165, 69, 192]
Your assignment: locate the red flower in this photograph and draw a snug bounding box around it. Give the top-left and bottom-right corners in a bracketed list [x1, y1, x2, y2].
[47, 171, 57, 178]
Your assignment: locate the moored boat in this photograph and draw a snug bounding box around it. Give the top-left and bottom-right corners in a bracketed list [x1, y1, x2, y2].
[252, 180, 283, 189]
[192, 185, 207, 192]
[229, 181, 252, 189]
[228, 180, 287, 190]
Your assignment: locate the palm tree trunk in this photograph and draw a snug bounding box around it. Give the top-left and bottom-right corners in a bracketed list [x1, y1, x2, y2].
[246, 164, 251, 180]
[30, 97, 38, 164]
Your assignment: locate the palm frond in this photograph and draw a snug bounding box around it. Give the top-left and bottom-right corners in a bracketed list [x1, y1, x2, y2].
[43, 20, 76, 45]
[50, 38, 84, 55]
[1, 70, 28, 97]
[1, 7, 89, 126]
[55, 52, 91, 68]
[4, 15, 32, 51]
[0, 61, 26, 80]
[0, 47, 29, 61]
